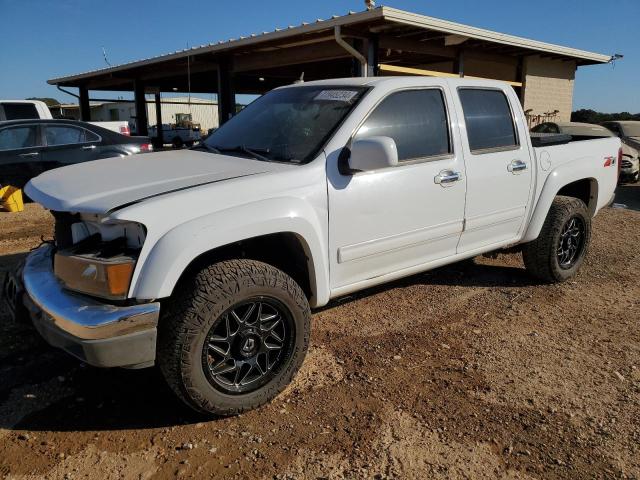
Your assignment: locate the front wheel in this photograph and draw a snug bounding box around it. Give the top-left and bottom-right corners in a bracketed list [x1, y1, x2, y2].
[158, 259, 310, 416]
[522, 196, 591, 283]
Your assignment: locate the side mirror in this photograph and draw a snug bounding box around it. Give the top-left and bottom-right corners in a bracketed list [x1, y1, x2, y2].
[348, 136, 399, 173]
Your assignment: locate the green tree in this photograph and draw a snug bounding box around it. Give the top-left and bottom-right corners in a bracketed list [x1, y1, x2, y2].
[572, 109, 640, 123]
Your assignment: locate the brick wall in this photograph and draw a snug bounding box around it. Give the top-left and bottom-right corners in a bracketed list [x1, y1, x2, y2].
[522, 56, 577, 122]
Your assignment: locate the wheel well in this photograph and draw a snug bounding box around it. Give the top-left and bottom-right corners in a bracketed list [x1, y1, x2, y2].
[557, 178, 598, 215]
[177, 233, 313, 299]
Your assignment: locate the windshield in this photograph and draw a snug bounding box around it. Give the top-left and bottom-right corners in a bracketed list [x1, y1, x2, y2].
[204, 86, 367, 163]
[620, 123, 640, 137]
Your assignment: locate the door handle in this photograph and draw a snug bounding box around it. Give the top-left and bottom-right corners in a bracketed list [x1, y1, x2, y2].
[82, 145, 97, 150]
[19, 152, 39, 158]
[508, 160, 527, 174]
[434, 170, 461, 187]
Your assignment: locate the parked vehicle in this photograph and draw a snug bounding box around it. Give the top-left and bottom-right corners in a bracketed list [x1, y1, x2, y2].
[148, 123, 201, 148]
[0, 119, 152, 188]
[601, 121, 640, 182]
[10, 77, 619, 416]
[532, 122, 639, 183]
[0, 100, 53, 120]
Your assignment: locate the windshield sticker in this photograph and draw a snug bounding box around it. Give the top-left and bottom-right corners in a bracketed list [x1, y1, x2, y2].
[314, 90, 359, 102]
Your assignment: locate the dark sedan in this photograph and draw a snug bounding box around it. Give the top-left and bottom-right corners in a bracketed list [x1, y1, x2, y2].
[0, 119, 152, 187]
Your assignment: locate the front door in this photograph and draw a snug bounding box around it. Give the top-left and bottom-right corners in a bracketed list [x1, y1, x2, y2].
[328, 87, 467, 290]
[453, 86, 533, 252]
[0, 123, 45, 187]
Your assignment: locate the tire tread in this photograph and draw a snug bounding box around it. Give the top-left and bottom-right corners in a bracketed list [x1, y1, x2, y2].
[522, 195, 591, 283]
[157, 259, 310, 416]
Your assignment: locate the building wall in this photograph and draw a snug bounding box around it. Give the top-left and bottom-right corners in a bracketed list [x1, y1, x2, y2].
[464, 54, 519, 83]
[146, 97, 219, 132]
[522, 56, 576, 122]
[56, 97, 219, 132]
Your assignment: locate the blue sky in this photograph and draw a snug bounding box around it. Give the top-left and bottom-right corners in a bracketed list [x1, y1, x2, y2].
[1, 0, 638, 112]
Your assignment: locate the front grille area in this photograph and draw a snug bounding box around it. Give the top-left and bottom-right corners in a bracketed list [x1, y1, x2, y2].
[52, 211, 79, 249]
[621, 160, 633, 169]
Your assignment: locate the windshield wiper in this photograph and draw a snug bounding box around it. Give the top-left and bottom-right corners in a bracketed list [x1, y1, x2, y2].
[193, 143, 221, 154]
[214, 145, 272, 162]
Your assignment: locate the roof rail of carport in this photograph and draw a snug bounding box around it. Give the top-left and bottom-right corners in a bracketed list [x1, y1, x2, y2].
[47, 6, 612, 86]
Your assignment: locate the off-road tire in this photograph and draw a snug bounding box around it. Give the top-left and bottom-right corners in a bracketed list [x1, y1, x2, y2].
[172, 137, 183, 149]
[158, 259, 311, 416]
[522, 195, 591, 283]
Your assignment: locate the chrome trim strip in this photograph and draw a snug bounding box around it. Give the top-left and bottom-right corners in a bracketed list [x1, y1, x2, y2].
[463, 205, 527, 231]
[22, 244, 159, 340]
[338, 219, 463, 263]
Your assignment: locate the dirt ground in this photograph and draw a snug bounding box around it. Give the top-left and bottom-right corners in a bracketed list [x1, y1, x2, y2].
[0, 185, 638, 480]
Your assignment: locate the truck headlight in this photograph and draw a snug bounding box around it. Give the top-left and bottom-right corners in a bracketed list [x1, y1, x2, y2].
[54, 251, 137, 300]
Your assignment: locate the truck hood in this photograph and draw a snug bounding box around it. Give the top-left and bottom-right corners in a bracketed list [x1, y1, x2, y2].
[25, 150, 278, 214]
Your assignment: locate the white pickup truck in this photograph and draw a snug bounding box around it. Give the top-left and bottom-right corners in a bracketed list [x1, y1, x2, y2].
[13, 77, 619, 416]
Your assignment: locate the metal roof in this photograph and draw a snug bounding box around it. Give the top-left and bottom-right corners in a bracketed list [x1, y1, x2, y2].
[48, 6, 611, 86]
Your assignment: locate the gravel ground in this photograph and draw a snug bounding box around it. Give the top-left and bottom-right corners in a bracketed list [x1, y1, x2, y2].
[0, 186, 638, 480]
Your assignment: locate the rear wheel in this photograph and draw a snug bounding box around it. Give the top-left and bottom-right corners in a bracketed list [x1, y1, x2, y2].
[158, 259, 310, 416]
[523, 196, 591, 283]
[172, 137, 184, 149]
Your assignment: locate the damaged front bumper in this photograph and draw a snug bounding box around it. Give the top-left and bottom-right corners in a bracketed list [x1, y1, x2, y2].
[17, 244, 160, 369]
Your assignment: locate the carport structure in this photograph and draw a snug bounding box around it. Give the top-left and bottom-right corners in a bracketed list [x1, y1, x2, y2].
[48, 6, 611, 136]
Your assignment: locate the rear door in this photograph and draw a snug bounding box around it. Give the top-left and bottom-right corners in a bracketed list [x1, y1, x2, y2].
[453, 86, 533, 252]
[41, 124, 104, 170]
[0, 124, 44, 187]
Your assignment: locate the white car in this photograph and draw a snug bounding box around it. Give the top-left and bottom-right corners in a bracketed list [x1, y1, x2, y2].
[15, 77, 619, 416]
[533, 121, 639, 183]
[601, 121, 640, 182]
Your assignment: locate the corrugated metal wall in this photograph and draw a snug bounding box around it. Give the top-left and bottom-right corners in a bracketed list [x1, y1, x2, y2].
[146, 97, 219, 131]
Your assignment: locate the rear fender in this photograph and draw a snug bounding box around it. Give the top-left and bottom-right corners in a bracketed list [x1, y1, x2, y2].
[522, 160, 598, 243]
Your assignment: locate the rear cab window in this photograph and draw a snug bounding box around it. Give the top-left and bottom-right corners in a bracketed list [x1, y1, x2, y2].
[458, 88, 519, 153]
[1, 103, 39, 120]
[354, 88, 451, 162]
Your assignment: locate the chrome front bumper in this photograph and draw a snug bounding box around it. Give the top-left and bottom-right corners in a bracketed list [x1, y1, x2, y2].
[22, 244, 160, 368]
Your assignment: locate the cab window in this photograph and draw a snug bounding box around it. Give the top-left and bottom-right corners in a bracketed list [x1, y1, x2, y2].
[354, 89, 451, 162]
[459, 89, 518, 152]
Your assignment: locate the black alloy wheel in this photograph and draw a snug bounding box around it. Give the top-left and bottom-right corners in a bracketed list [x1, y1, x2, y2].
[556, 216, 586, 270]
[202, 298, 294, 394]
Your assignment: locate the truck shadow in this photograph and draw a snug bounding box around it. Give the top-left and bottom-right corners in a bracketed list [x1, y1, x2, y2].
[613, 182, 640, 211]
[321, 258, 538, 311]
[0, 255, 203, 433]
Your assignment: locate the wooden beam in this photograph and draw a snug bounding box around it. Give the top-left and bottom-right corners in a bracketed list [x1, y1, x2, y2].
[234, 41, 350, 72]
[217, 56, 235, 124]
[154, 93, 163, 145]
[133, 80, 148, 136]
[378, 64, 523, 87]
[378, 35, 457, 59]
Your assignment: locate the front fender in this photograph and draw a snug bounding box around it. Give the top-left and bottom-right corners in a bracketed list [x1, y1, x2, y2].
[522, 159, 599, 243]
[130, 197, 329, 307]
